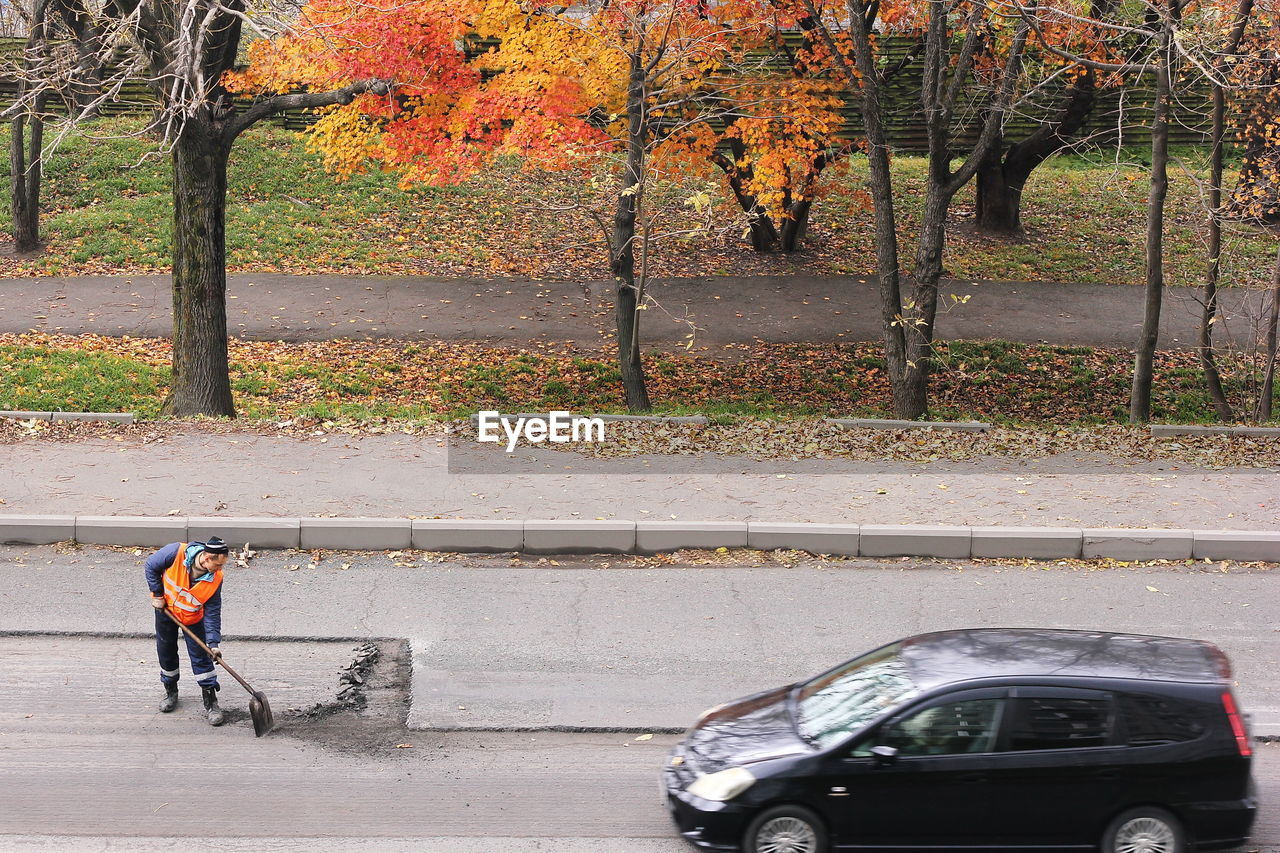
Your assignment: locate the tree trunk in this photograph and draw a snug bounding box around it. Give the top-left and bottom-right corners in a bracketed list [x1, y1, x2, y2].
[10, 3, 48, 254]
[1200, 0, 1254, 422]
[55, 0, 104, 116]
[610, 49, 651, 412]
[1200, 80, 1236, 421]
[9, 104, 44, 253]
[1258, 244, 1280, 422]
[903, 182, 954, 419]
[838, 10, 913, 417]
[975, 143, 1023, 236]
[779, 201, 812, 252]
[162, 126, 236, 417]
[1130, 57, 1171, 425]
[711, 144, 780, 253]
[973, 65, 1099, 237]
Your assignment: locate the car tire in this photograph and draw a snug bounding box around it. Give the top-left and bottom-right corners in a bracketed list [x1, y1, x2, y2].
[744, 804, 829, 853]
[1102, 806, 1185, 853]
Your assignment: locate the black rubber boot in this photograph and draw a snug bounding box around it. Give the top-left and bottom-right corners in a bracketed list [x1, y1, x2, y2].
[159, 683, 179, 713]
[202, 685, 225, 727]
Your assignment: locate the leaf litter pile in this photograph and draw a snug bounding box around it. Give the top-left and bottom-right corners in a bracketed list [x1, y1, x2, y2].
[4, 331, 1279, 427]
[2, 333, 1278, 467]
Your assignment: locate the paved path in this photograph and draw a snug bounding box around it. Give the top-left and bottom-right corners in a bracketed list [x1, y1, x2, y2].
[2, 431, 1278, 528]
[1, 273, 1268, 350]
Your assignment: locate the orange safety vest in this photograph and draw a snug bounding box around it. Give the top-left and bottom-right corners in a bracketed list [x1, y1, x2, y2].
[163, 543, 224, 626]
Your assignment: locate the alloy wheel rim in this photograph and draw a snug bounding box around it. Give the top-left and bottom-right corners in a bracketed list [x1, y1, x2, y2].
[757, 816, 818, 853]
[1115, 816, 1176, 853]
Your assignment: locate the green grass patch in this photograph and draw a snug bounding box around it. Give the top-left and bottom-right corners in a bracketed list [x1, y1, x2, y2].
[0, 344, 166, 415]
[0, 117, 1274, 290]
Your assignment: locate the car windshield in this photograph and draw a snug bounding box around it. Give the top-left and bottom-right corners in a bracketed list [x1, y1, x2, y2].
[795, 643, 919, 749]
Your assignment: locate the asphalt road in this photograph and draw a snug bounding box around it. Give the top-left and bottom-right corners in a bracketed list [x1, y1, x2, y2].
[2, 546, 1278, 850]
[0, 672, 1277, 852]
[0, 272, 1265, 351]
[0, 634, 1277, 853]
[1, 546, 1278, 734]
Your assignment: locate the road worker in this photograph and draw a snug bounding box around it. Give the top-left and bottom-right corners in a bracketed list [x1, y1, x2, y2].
[145, 537, 229, 725]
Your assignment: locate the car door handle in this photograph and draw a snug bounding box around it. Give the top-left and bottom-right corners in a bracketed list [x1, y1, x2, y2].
[829, 786, 850, 797]
[957, 773, 986, 784]
[1093, 769, 1120, 780]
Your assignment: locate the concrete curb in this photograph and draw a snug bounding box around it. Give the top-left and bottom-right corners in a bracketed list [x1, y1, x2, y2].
[0, 410, 135, 424]
[467, 412, 709, 425]
[827, 418, 993, 432]
[2, 516, 1277, 561]
[1151, 424, 1280, 438]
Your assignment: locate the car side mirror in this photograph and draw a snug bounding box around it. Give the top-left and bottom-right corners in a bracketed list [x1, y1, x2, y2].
[870, 745, 899, 765]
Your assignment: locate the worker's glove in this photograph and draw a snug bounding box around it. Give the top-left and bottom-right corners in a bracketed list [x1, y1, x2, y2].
[150, 595, 165, 610]
[209, 646, 223, 663]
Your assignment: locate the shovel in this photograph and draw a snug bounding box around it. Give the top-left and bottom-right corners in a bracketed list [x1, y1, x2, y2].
[164, 608, 275, 736]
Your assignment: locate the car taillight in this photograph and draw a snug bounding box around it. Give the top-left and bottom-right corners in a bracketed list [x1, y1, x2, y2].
[1221, 691, 1252, 757]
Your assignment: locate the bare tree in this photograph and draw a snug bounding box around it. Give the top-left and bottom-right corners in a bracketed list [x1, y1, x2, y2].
[1199, 0, 1256, 422]
[8, 0, 52, 254]
[8, 0, 388, 415]
[7, 0, 110, 254]
[974, 0, 1120, 236]
[1022, 0, 1198, 423]
[801, 0, 1032, 418]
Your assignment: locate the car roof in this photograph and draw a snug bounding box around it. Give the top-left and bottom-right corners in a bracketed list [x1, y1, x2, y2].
[899, 628, 1228, 689]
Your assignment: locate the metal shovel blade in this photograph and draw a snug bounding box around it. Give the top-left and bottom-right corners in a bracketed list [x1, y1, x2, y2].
[249, 690, 275, 737]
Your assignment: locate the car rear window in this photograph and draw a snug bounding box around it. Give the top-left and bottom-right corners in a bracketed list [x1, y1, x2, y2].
[1006, 697, 1112, 750]
[1117, 693, 1205, 746]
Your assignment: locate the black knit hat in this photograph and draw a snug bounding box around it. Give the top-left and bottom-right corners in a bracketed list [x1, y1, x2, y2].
[203, 536, 230, 555]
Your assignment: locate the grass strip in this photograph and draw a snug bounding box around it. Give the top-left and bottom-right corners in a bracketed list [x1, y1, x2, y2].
[2, 333, 1276, 426]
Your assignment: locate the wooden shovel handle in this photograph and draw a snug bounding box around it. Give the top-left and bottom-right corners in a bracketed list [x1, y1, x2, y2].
[163, 607, 257, 696]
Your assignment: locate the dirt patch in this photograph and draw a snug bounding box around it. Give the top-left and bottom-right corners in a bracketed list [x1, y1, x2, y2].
[272, 638, 420, 757]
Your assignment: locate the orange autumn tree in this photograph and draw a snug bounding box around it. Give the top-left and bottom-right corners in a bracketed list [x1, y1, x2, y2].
[227, 0, 604, 183]
[707, 13, 853, 253]
[236, 0, 777, 410]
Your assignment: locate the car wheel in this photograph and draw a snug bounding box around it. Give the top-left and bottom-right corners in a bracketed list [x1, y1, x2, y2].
[744, 805, 829, 853]
[1102, 807, 1185, 853]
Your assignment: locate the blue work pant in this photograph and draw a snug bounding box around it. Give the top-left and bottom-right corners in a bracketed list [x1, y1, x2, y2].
[155, 610, 219, 689]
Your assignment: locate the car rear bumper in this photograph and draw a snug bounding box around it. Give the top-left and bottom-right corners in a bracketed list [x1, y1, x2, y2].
[1186, 793, 1258, 851]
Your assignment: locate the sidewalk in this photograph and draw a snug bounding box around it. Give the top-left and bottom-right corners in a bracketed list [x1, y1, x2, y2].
[2, 430, 1277, 529]
[0, 272, 1264, 350]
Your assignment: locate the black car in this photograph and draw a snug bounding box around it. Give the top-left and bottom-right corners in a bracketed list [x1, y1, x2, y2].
[664, 628, 1256, 853]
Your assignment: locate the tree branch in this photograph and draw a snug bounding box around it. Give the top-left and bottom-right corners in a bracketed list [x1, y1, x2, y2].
[227, 78, 392, 142]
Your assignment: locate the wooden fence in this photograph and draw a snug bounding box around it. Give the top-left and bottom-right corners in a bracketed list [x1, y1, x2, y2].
[0, 34, 1220, 152]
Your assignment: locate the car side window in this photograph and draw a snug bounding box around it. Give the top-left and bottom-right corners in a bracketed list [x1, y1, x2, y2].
[866, 698, 1003, 757]
[1006, 697, 1112, 751]
[1117, 692, 1205, 746]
